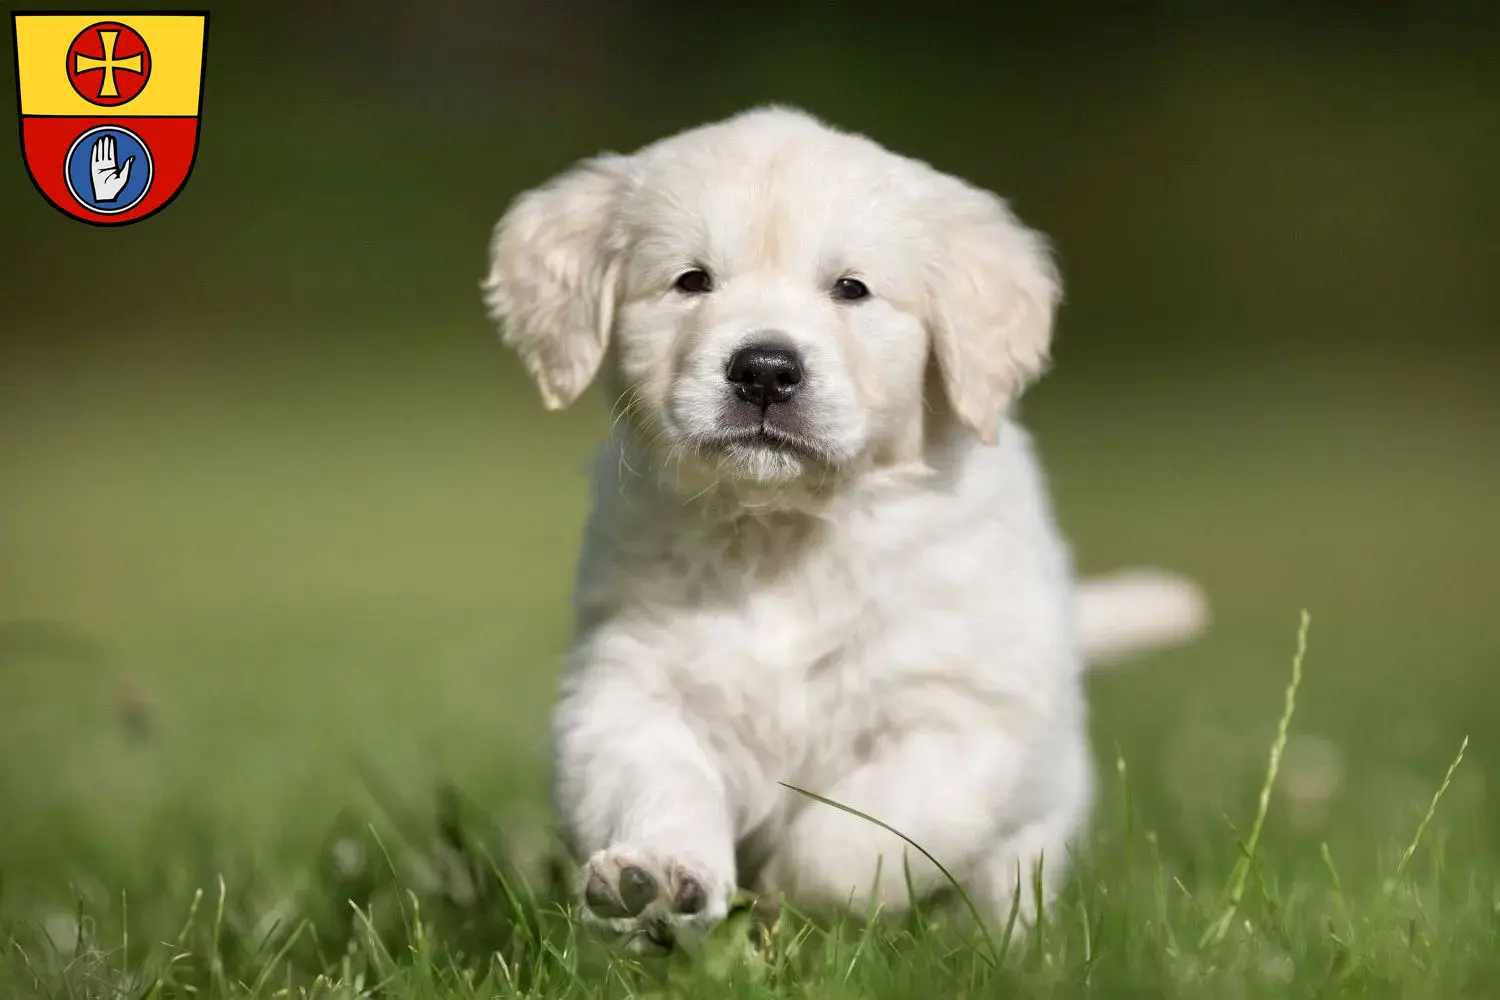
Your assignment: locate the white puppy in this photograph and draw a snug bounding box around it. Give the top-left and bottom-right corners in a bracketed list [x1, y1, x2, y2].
[481, 106, 1206, 951]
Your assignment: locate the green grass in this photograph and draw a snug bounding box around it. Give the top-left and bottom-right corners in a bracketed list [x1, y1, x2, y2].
[0, 615, 1490, 999]
[2, 333, 1497, 997]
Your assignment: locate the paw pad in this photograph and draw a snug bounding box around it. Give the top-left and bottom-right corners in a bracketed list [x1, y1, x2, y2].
[580, 850, 722, 949]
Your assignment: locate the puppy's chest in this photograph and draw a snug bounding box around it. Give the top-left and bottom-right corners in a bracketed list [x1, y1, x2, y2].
[661, 552, 887, 774]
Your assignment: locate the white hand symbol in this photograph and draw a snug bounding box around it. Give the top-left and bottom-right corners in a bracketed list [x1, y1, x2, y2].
[89, 135, 134, 202]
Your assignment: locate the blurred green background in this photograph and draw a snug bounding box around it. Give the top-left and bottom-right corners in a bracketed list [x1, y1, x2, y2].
[1, 0, 1497, 913]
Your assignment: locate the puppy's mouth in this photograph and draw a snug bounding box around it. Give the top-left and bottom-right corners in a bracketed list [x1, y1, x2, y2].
[700, 423, 834, 466]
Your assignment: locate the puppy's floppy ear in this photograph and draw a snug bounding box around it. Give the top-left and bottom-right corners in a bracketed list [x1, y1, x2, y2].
[481, 154, 630, 409]
[923, 176, 1061, 445]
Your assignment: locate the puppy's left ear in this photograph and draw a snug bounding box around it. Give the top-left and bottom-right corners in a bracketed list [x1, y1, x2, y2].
[481, 154, 631, 410]
[924, 176, 1061, 445]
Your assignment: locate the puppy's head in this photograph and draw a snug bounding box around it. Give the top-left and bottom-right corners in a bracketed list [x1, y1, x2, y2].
[483, 107, 1060, 495]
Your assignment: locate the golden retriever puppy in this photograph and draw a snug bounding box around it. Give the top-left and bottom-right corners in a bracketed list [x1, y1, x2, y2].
[482, 106, 1206, 951]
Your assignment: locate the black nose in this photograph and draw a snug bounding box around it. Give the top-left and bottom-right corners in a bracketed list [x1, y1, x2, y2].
[726, 344, 804, 406]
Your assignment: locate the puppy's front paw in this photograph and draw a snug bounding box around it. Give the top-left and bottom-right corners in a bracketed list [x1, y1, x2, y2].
[579, 846, 729, 952]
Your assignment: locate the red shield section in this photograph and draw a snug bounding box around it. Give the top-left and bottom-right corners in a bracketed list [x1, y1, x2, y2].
[20, 116, 199, 226]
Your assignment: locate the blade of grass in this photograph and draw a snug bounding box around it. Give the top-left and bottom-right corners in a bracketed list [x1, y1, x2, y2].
[210, 874, 228, 996]
[779, 782, 1000, 968]
[1394, 735, 1469, 879]
[1321, 841, 1355, 951]
[1115, 744, 1133, 842]
[1026, 852, 1046, 970]
[173, 888, 203, 949]
[1200, 609, 1310, 947]
[247, 919, 309, 997]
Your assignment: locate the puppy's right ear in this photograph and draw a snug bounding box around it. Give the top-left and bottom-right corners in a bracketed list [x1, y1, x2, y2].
[481, 154, 629, 409]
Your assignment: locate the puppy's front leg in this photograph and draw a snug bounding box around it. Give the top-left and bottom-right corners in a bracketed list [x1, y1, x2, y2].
[551, 667, 737, 951]
[761, 730, 1029, 917]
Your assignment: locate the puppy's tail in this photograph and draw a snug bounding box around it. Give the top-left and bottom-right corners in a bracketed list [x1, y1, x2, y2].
[1075, 568, 1209, 670]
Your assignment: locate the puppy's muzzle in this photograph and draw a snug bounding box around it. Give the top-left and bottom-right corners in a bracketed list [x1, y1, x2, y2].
[726, 342, 803, 408]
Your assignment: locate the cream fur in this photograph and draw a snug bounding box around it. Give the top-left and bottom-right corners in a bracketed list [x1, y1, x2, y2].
[481, 106, 1207, 951]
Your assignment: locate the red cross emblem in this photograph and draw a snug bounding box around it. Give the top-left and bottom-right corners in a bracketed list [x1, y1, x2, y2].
[66, 21, 152, 107]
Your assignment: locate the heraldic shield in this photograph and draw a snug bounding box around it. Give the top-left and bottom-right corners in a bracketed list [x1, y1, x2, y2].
[12, 11, 208, 225]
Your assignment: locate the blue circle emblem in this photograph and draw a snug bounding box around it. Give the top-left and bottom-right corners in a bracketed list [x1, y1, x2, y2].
[64, 125, 154, 214]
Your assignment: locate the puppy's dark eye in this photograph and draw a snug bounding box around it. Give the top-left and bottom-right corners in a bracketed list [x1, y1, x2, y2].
[675, 269, 714, 294]
[832, 277, 870, 302]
